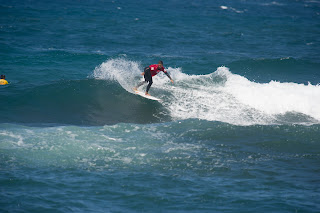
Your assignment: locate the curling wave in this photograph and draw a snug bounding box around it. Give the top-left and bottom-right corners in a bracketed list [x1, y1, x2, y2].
[94, 58, 320, 126]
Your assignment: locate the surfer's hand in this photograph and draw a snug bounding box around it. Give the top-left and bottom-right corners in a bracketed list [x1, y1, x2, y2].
[141, 72, 145, 76]
[171, 79, 174, 84]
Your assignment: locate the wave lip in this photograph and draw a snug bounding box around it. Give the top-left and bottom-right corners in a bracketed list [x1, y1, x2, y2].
[93, 58, 142, 93]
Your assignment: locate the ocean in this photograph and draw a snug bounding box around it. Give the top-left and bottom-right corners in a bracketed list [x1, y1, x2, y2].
[1, 0, 320, 212]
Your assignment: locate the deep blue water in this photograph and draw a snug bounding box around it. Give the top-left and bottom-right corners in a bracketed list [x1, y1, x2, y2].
[1, 0, 320, 212]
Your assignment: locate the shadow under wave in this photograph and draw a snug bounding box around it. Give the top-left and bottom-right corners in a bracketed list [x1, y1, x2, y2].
[1, 79, 171, 126]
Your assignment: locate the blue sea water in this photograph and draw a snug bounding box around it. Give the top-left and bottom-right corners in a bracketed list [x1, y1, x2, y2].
[1, 0, 320, 212]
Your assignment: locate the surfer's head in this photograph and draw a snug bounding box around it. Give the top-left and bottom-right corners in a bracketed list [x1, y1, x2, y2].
[0, 75, 5, 79]
[158, 60, 163, 69]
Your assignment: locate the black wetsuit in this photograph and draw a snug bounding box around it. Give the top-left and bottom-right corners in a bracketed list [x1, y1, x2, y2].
[143, 67, 153, 93]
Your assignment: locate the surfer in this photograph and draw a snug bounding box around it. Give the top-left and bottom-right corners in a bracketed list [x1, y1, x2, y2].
[133, 61, 174, 96]
[0, 75, 8, 85]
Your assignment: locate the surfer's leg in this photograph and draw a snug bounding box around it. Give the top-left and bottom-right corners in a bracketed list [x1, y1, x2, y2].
[144, 67, 153, 94]
[146, 77, 153, 94]
[134, 67, 150, 90]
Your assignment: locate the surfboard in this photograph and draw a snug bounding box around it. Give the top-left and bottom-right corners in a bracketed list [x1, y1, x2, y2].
[133, 89, 161, 101]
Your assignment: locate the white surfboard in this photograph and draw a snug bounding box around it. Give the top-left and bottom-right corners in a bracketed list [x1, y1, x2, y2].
[133, 89, 161, 101]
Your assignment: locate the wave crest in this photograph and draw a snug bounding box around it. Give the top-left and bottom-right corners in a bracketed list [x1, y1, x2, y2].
[93, 58, 320, 125]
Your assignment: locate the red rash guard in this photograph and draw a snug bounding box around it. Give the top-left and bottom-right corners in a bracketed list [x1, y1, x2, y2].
[149, 64, 167, 77]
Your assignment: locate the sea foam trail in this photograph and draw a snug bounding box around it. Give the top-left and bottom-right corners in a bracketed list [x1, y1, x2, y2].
[93, 58, 320, 126]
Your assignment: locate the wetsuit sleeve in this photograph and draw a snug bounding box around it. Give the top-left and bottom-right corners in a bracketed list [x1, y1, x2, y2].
[163, 70, 172, 80]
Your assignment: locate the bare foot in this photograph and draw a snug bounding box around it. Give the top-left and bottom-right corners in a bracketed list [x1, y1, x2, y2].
[145, 92, 150, 96]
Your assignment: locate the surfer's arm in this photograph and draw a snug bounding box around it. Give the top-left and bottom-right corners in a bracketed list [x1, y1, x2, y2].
[164, 71, 174, 83]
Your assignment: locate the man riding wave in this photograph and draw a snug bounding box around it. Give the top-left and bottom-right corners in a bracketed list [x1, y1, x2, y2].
[133, 60, 173, 96]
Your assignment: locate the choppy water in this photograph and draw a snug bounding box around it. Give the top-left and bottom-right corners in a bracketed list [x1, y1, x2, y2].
[1, 0, 320, 212]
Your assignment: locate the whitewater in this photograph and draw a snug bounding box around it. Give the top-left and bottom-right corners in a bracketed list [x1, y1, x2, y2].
[93, 58, 320, 126]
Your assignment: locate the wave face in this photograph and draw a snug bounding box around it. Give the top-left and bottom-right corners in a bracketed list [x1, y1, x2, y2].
[0, 78, 170, 125]
[93, 58, 320, 126]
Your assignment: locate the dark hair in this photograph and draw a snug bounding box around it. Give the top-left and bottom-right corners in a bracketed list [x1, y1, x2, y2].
[158, 60, 163, 65]
[0, 75, 5, 79]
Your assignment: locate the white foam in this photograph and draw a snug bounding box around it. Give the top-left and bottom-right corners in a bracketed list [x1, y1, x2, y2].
[0, 131, 26, 147]
[261, 1, 285, 6]
[121, 157, 132, 164]
[93, 58, 142, 93]
[224, 71, 320, 120]
[156, 67, 269, 125]
[220, 5, 244, 13]
[162, 67, 320, 125]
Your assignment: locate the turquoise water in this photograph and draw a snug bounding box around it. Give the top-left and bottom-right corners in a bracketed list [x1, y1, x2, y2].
[1, 0, 320, 212]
